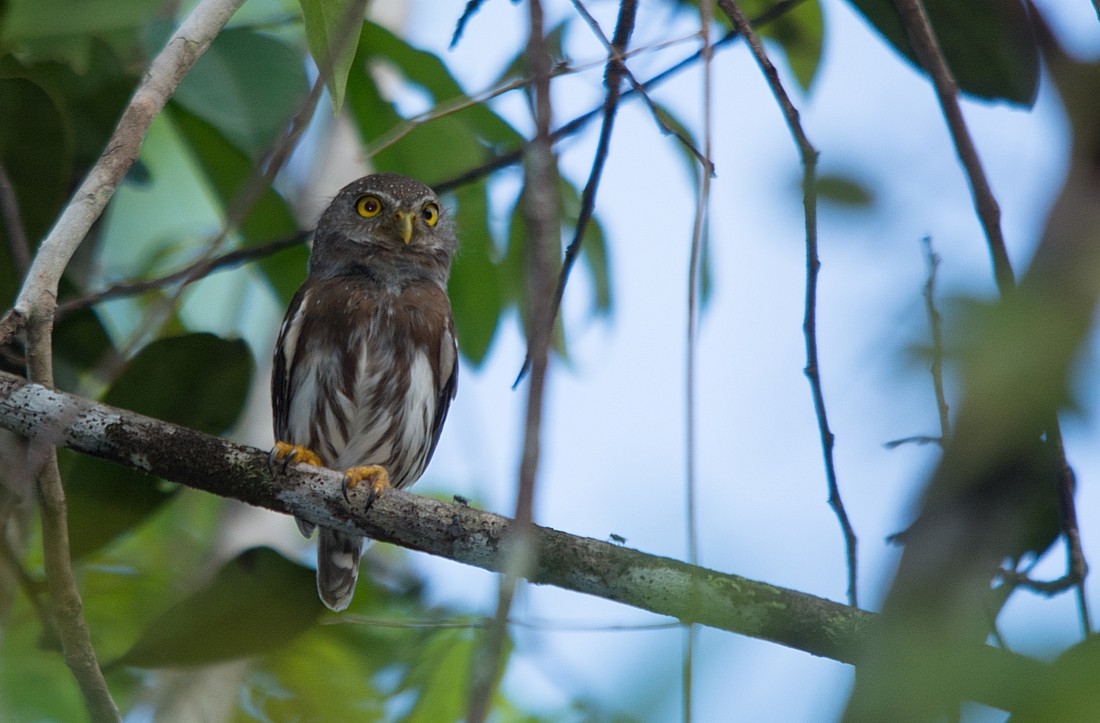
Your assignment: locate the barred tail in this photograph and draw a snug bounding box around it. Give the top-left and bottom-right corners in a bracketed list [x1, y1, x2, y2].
[316, 528, 362, 611]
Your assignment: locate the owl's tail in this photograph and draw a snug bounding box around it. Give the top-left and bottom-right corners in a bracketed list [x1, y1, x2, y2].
[317, 528, 363, 611]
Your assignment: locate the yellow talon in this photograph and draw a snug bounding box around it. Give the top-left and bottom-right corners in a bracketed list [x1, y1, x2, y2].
[343, 465, 391, 509]
[270, 441, 324, 469]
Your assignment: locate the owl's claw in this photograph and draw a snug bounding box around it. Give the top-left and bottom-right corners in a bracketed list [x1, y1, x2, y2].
[343, 465, 391, 510]
[270, 441, 324, 472]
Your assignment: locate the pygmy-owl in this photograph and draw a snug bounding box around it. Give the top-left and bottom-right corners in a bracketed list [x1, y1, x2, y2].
[271, 173, 458, 611]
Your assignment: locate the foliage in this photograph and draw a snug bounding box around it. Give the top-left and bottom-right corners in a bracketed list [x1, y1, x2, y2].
[0, 0, 1087, 720]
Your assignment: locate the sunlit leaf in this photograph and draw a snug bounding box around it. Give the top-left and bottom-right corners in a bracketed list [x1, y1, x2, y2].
[109, 547, 324, 668]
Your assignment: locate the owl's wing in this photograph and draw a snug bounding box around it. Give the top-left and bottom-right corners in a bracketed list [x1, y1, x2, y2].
[426, 318, 458, 466]
[272, 285, 310, 440]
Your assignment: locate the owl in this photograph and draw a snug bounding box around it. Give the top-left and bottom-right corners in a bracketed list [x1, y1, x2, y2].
[271, 173, 458, 611]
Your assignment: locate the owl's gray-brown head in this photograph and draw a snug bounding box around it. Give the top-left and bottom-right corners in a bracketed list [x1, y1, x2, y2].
[309, 173, 456, 285]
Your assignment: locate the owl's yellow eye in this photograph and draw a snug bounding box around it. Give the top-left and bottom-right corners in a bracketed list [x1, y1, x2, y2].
[356, 195, 383, 218]
[421, 203, 440, 227]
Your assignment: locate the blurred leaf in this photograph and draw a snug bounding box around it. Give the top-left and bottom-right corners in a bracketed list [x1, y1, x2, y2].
[813, 172, 875, 208]
[110, 547, 324, 668]
[52, 308, 115, 390]
[168, 103, 307, 304]
[846, 0, 1039, 106]
[0, 598, 85, 721]
[172, 27, 308, 158]
[0, 74, 71, 303]
[398, 628, 510, 723]
[559, 178, 612, 318]
[66, 333, 253, 557]
[359, 21, 522, 149]
[299, 0, 364, 112]
[104, 332, 253, 433]
[676, 0, 825, 91]
[447, 184, 503, 366]
[0, 0, 160, 69]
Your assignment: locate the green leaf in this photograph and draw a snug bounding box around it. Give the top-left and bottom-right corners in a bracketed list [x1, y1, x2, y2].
[398, 628, 511, 723]
[813, 172, 875, 208]
[299, 0, 365, 112]
[0, 74, 72, 302]
[109, 547, 324, 668]
[846, 0, 1039, 106]
[104, 332, 253, 433]
[65, 333, 253, 557]
[172, 27, 308, 158]
[168, 103, 307, 304]
[447, 184, 503, 365]
[0, 0, 161, 70]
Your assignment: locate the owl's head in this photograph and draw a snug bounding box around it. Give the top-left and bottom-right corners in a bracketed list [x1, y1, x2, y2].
[309, 173, 456, 283]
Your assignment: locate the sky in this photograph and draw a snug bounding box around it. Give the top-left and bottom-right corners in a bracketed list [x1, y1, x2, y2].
[97, 0, 1100, 719]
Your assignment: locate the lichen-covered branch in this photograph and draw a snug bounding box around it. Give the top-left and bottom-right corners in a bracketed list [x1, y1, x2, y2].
[0, 370, 1051, 712]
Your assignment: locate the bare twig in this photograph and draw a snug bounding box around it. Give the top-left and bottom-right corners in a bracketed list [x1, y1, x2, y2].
[513, 0, 638, 386]
[0, 368, 1052, 716]
[468, 3, 559, 721]
[921, 237, 950, 440]
[715, 0, 858, 607]
[55, 232, 308, 320]
[684, 1, 715, 718]
[0, 165, 30, 277]
[435, 0, 807, 197]
[891, 0, 1013, 294]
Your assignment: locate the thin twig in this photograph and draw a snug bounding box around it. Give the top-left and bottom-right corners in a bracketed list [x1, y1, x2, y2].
[0, 165, 30, 277]
[513, 0, 638, 386]
[921, 236, 950, 440]
[891, 0, 1013, 294]
[434, 0, 807, 197]
[684, 1, 714, 717]
[54, 231, 308, 320]
[468, 2, 558, 720]
[715, 0, 858, 607]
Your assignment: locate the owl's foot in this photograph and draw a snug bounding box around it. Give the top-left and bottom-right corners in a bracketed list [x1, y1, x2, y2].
[270, 441, 324, 470]
[343, 465, 391, 510]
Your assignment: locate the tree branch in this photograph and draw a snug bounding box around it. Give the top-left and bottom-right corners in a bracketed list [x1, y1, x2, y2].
[715, 0, 858, 608]
[0, 370, 1053, 714]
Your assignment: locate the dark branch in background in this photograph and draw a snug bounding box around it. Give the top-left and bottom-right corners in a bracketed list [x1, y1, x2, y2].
[435, 0, 807, 197]
[450, 0, 489, 49]
[715, 0, 858, 608]
[513, 0, 638, 387]
[892, 0, 1087, 627]
[0, 370, 1053, 714]
[891, 0, 1014, 294]
[469, 2, 559, 720]
[922, 236, 950, 440]
[54, 232, 309, 321]
[0, 165, 31, 277]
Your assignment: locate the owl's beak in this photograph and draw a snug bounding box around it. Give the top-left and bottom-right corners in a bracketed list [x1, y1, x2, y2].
[395, 211, 415, 244]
